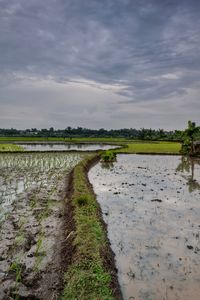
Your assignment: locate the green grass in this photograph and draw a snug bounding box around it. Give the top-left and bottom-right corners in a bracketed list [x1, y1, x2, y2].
[0, 144, 24, 152]
[9, 260, 22, 283]
[62, 154, 114, 300]
[115, 141, 181, 154]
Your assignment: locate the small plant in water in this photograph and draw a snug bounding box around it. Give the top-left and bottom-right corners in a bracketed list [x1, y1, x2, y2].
[101, 150, 116, 162]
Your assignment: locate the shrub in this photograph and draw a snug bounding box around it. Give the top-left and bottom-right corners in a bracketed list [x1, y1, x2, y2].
[76, 195, 89, 206]
[101, 151, 116, 162]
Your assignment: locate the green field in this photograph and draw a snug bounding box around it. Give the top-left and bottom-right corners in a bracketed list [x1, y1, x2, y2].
[0, 144, 24, 152]
[116, 141, 181, 154]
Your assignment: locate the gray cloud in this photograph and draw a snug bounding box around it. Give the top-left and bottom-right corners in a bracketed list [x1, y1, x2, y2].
[0, 0, 200, 129]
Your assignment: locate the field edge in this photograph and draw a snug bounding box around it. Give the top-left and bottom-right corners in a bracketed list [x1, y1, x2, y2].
[62, 153, 122, 300]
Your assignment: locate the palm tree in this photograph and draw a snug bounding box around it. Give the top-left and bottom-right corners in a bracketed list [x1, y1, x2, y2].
[183, 121, 199, 154]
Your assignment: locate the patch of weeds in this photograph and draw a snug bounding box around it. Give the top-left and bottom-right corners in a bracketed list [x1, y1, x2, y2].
[76, 194, 89, 206]
[34, 231, 46, 270]
[35, 232, 44, 257]
[62, 261, 113, 300]
[15, 231, 25, 246]
[9, 260, 22, 283]
[18, 217, 26, 228]
[101, 150, 117, 162]
[30, 195, 37, 208]
[35, 198, 55, 222]
[38, 209, 50, 221]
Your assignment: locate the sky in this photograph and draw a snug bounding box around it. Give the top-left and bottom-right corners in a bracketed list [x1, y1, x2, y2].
[0, 0, 200, 130]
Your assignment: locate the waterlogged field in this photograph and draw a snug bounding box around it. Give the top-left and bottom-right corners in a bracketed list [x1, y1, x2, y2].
[0, 152, 86, 299]
[89, 154, 200, 300]
[15, 143, 119, 151]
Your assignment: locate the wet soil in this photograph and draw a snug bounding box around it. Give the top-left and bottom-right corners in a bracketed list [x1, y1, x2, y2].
[89, 154, 200, 300]
[0, 152, 85, 299]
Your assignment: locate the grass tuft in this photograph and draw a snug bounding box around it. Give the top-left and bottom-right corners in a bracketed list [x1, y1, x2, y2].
[76, 194, 89, 206]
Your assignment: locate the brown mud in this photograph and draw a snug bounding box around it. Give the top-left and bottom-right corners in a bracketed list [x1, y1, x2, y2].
[0, 152, 85, 299]
[0, 178, 70, 300]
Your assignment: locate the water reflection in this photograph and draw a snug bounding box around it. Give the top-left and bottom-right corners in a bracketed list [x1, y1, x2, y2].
[17, 143, 119, 152]
[176, 156, 200, 192]
[89, 154, 200, 300]
[100, 161, 116, 170]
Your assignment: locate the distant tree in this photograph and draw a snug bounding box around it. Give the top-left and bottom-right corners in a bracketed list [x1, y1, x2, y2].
[182, 121, 199, 154]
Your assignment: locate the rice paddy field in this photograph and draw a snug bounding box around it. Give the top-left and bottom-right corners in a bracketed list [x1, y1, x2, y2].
[89, 154, 200, 300]
[0, 144, 24, 152]
[0, 152, 87, 299]
[1, 139, 197, 300]
[116, 141, 181, 154]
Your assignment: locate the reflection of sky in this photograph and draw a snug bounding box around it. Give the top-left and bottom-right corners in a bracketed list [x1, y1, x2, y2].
[89, 154, 200, 300]
[17, 143, 118, 151]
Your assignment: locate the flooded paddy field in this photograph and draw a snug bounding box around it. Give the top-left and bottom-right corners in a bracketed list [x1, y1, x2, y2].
[89, 154, 200, 300]
[14, 143, 119, 152]
[0, 152, 86, 299]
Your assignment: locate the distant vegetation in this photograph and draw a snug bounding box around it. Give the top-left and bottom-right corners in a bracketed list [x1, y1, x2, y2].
[101, 150, 117, 162]
[181, 121, 200, 155]
[1, 125, 199, 141]
[0, 144, 24, 152]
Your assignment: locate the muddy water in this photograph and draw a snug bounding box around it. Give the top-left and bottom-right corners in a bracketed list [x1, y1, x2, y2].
[16, 143, 119, 151]
[89, 155, 200, 300]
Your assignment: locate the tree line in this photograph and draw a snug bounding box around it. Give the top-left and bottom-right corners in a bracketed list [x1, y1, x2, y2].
[0, 124, 199, 141]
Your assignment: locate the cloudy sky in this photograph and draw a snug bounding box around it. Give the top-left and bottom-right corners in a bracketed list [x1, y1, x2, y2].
[0, 0, 200, 130]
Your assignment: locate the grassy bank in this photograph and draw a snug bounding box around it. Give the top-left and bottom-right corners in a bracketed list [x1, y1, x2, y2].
[62, 154, 121, 300]
[0, 144, 24, 152]
[116, 141, 181, 154]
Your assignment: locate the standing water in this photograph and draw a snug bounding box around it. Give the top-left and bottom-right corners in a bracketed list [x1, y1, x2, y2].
[89, 155, 200, 300]
[15, 143, 119, 151]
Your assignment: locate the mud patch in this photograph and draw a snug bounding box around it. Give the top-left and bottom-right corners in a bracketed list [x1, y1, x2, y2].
[0, 152, 85, 299]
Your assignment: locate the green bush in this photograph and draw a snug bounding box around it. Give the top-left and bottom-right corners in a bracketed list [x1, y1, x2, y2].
[181, 138, 191, 155]
[101, 151, 116, 162]
[76, 195, 89, 206]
